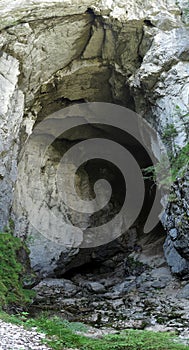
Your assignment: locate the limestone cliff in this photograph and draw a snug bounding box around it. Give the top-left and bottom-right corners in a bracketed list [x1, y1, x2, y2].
[0, 0, 188, 276]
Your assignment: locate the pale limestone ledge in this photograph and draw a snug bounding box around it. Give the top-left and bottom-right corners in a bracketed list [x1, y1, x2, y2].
[0, 0, 182, 30]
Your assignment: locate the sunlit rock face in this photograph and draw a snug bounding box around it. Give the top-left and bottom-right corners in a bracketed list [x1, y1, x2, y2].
[0, 53, 24, 229]
[0, 0, 188, 276]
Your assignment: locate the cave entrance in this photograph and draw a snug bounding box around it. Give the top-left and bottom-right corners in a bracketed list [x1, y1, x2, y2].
[14, 46, 167, 277]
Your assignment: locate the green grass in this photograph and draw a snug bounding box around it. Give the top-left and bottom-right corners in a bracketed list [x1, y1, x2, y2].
[28, 317, 189, 350]
[0, 232, 35, 307]
[0, 312, 188, 350]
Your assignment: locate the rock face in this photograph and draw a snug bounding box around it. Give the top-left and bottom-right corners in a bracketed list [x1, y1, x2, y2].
[163, 168, 189, 276]
[0, 0, 188, 276]
[32, 254, 189, 337]
[0, 53, 24, 229]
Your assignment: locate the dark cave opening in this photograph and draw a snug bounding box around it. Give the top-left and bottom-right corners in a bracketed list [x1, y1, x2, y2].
[16, 56, 168, 277]
[44, 121, 167, 278]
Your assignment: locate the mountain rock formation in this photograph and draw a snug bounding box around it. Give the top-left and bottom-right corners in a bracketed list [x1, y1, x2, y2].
[0, 0, 188, 276]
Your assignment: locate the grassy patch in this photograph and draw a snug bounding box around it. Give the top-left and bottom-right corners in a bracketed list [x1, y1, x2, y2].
[30, 317, 189, 350]
[0, 233, 35, 307]
[1, 312, 188, 350]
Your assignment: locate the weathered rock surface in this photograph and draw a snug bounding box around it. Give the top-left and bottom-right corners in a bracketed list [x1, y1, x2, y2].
[32, 248, 189, 340]
[0, 0, 188, 276]
[0, 53, 24, 230]
[178, 283, 189, 299]
[163, 168, 189, 276]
